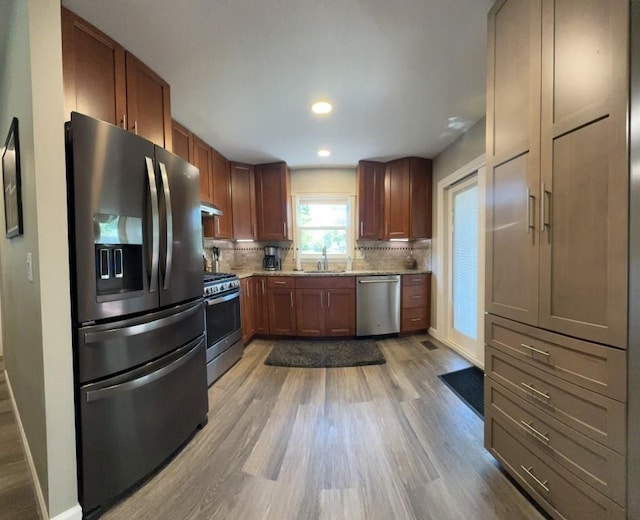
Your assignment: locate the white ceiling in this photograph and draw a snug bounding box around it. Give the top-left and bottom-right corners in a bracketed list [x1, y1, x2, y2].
[61, 0, 493, 168]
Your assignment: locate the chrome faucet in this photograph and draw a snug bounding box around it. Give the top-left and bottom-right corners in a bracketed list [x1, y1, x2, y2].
[322, 245, 328, 271]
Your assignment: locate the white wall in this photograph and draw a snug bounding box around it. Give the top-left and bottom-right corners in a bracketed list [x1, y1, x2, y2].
[0, 0, 79, 518]
[290, 167, 356, 195]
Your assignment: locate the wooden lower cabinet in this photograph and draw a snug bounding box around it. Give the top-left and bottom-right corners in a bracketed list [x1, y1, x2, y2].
[240, 278, 255, 345]
[295, 277, 356, 337]
[401, 274, 431, 333]
[253, 277, 269, 335]
[267, 277, 296, 336]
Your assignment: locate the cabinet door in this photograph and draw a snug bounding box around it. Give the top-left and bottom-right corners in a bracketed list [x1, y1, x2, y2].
[61, 7, 126, 126]
[211, 151, 233, 239]
[384, 159, 410, 239]
[485, 0, 542, 326]
[230, 163, 257, 240]
[240, 278, 255, 345]
[409, 158, 432, 239]
[357, 161, 384, 239]
[125, 52, 172, 149]
[171, 120, 192, 162]
[255, 162, 291, 241]
[295, 289, 325, 336]
[538, 0, 628, 348]
[193, 136, 213, 204]
[325, 288, 355, 336]
[268, 288, 296, 336]
[254, 277, 269, 334]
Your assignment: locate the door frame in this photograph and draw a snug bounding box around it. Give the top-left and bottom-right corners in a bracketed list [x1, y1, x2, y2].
[431, 154, 486, 368]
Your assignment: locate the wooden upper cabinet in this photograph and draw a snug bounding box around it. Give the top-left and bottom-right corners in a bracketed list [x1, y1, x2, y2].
[125, 52, 172, 150]
[171, 120, 193, 162]
[384, 157, 432, 240]
[192, 135, 213, 204]
[61, 7, 126, 127]
[61, 8, 172, 149]
[537, 0, 628, 348]
[356, 160, 384, 240]
[211, 151, 233, 239]
[230, 162, 257, 240]
[486, 0, 541, 326]
[255, 162, 292, 241]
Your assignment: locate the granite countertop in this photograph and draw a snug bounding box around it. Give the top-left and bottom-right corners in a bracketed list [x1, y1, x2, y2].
[233, 269, 431, 279]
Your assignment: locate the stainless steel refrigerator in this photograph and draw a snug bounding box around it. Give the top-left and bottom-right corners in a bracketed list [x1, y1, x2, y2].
[65, 113, 208, 519]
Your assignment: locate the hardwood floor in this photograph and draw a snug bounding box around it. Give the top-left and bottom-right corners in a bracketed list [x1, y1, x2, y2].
[0, 357, 41, 520]
[100, 335, 546, 520]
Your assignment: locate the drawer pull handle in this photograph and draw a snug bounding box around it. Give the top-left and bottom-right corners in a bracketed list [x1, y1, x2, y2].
[410, 318, 422, 322]
[520, 343, 550, 357]
[274, 281, 287, 285]
[410, 295, 421, 299]
[520, 465, 550, 493]
[520, 420, 550, 443]
[521, 382, 550, 400]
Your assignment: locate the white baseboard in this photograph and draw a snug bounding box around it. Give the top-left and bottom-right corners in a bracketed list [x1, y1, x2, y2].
[428, 327, 484, 370]
[50, 504, 83, 520]
[4, 370, 84, 520]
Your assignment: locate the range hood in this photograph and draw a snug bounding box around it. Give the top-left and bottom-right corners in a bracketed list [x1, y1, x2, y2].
[200, 202, 223, 216]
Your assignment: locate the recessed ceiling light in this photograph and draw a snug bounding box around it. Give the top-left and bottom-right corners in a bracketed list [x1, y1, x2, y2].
[318, 149, 331, 157]
[311, 101, 332, 114]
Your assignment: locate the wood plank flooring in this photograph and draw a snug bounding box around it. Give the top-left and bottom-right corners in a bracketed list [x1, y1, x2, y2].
[99, 335, 547, 520]
[0, 357, 41, 520]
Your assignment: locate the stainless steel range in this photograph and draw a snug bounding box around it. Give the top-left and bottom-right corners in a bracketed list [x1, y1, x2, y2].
[204, 273, 243, 385]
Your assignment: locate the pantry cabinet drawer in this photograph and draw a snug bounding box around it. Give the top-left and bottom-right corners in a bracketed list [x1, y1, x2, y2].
[486, 315, 626, 402]
[402, 284, 427, 308]
[402, 273, 428, 286]
[485, 413, 625, 520]
[486, 377, 625, 505]
[485, 346, 626, 454]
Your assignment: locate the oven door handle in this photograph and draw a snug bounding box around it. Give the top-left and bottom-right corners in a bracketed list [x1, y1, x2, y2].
[206, 290, 240, 306]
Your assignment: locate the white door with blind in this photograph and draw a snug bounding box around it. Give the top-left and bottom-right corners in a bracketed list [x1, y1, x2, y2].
[446, 174, 480, 360]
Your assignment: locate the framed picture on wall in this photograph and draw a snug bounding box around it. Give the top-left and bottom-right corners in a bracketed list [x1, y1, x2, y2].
[2, 117, 23, 238]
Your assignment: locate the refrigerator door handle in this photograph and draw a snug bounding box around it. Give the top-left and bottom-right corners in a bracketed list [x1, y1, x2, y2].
[145, 157, 160, 292]
[159, 162, 173, 290]
[85, 337, 203, 402]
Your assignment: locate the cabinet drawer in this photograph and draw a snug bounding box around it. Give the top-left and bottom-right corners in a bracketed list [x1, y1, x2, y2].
[486, 315, 626, 402]
[267, 276, 295, 288]
[402, 284, 427, 308]
[401, 307, 428, 332]
[485, 413, 625, 520]
[486, 377, 625, 505]
[402, 273, 428, 286]
[485, 346, 626, 454]
[295, 276, 355, 289]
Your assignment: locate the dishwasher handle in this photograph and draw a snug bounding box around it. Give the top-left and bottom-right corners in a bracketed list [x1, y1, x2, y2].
[358, 279, 400, 284]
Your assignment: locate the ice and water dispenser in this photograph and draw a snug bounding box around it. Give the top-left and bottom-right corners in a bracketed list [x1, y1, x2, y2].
[93, 213, 144, 297]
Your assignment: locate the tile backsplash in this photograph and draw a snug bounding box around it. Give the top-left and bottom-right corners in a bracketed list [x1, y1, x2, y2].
[204, 239, 431, 272]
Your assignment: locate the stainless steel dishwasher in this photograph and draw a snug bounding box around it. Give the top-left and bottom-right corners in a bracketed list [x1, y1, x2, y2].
[356, 275, 401, 336]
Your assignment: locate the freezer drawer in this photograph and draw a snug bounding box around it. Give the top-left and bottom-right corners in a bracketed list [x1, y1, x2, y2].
[79, 336, 208, 516]
[77, 299, 204, 383]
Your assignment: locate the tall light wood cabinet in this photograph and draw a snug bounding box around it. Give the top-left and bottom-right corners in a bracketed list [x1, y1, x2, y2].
[485, 1, 629, 518]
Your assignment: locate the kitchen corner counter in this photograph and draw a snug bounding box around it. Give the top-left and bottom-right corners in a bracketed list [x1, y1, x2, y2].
[232, 269, 431, 279]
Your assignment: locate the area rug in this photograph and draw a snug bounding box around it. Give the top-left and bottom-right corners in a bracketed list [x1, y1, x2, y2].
[264, 339, 386, 368]
[438, 366, 484, 418]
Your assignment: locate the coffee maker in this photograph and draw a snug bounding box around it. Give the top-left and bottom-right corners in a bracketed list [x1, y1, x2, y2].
[263, 246, 281, 271]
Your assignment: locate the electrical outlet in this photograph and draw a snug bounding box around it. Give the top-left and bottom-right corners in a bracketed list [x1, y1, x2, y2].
[26, 252, 33, 282]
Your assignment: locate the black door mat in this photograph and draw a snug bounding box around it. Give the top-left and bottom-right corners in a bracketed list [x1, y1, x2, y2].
[438, 366, 484, 418]
[265, 339, 386, 368]
[421, 340, 438, 350]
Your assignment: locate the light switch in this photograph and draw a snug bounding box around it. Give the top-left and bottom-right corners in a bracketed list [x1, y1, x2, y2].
[26, 252, 33, 282]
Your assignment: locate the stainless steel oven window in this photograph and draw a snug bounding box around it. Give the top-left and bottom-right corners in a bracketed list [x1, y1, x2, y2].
[205, 290, 241, 347]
